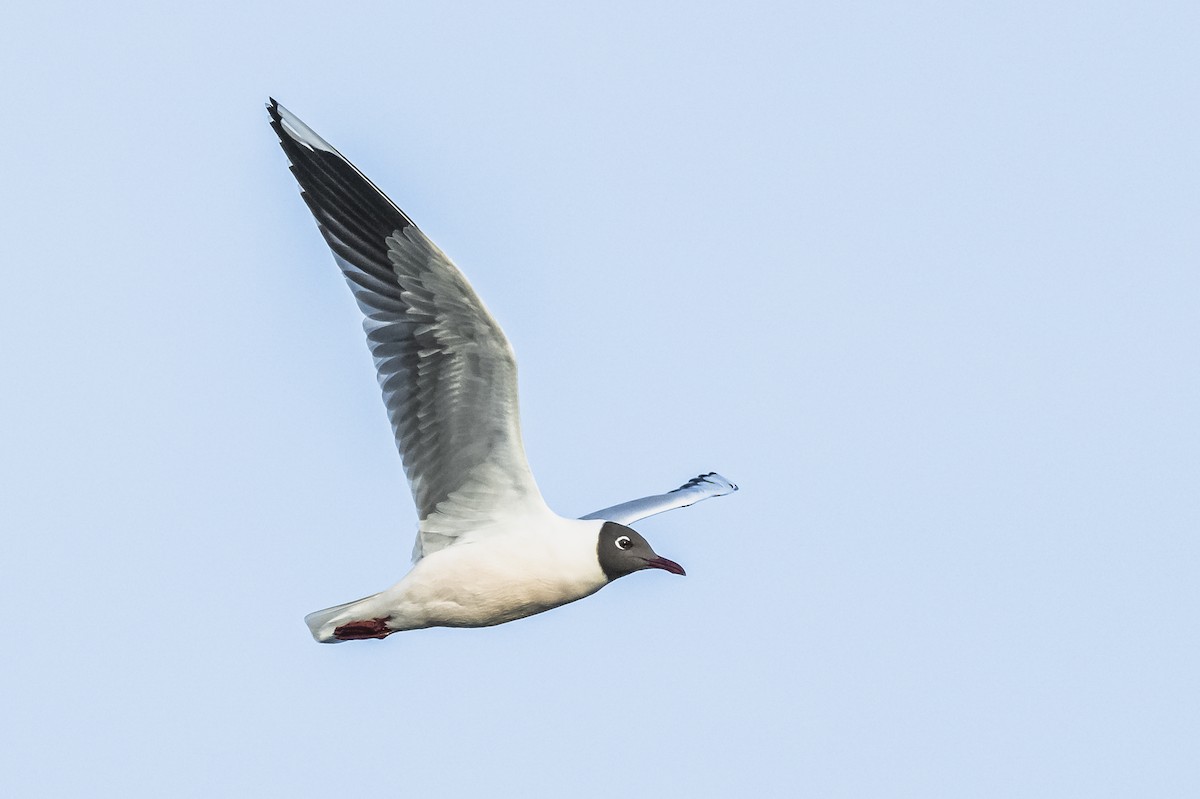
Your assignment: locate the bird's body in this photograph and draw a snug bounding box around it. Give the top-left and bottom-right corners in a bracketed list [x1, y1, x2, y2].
[309, 517, 607, 640]
[268, 99, 736, 643]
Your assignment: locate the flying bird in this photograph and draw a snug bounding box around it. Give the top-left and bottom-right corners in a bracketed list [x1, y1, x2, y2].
[267, 100, 738, 642]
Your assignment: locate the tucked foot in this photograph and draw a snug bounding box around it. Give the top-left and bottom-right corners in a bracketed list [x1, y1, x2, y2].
[333, 617, 392, 641]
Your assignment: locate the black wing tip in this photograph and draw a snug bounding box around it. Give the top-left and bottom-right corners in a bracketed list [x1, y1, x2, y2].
[265, 99, 420, 237]
[265, 97, 297, 154]
[264, 99, 340, 157]
[668, 472, 739, 494]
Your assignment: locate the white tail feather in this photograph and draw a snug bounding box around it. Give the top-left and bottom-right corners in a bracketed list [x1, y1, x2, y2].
[304, 592, 383, 643]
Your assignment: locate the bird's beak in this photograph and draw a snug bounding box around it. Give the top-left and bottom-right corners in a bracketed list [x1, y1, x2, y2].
[643, 555, 686, 576]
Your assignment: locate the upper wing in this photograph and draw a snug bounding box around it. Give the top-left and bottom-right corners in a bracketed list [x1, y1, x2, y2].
[580, 473, 739, 525]
[268, 100, 550, 560]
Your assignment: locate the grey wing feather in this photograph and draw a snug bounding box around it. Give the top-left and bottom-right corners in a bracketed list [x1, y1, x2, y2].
[580, 472, 739, 525]
[268, 101, 548, 560]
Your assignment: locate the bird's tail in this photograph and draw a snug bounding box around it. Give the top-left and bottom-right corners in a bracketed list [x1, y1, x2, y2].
[304, 592, 386, 643]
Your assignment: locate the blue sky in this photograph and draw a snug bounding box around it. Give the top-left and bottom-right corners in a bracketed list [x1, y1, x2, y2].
[2, 1, 1197, 796]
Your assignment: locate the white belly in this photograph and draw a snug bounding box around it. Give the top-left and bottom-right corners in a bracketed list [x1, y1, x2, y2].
[382, 521, 608, 630]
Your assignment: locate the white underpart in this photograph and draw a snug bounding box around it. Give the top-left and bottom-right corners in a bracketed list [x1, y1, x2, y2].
[308, 518, 606, 639]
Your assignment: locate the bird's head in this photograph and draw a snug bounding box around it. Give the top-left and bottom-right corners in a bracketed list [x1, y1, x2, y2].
[596, 521, 685, 581]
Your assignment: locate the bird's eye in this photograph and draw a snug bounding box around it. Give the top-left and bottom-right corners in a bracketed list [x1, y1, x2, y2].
[615, 535, 632, 550]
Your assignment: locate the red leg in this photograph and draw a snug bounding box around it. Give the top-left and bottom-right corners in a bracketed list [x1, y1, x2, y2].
[333, 617, 392, 640]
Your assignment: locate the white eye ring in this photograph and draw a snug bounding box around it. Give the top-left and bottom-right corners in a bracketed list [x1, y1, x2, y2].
[615, 535, 633, 550]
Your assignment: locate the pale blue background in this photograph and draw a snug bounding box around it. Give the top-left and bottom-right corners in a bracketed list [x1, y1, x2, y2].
[2, 1, 1197, 796]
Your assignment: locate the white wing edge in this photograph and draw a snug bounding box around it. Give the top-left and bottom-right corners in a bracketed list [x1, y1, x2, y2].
[579, 472, 739, 525]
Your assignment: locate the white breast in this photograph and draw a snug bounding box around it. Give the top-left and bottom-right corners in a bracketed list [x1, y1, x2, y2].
[380, 517, 608, 630]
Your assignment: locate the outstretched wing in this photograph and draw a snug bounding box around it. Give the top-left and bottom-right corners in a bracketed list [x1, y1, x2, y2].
[268, 100, 549, 560]
[580, 473, 739, 525]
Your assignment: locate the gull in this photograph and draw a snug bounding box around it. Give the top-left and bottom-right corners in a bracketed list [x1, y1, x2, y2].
[267, 100, 738, 642]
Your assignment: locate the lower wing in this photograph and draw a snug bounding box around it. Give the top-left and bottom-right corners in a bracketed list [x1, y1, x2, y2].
[580, 472, 739, 525]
